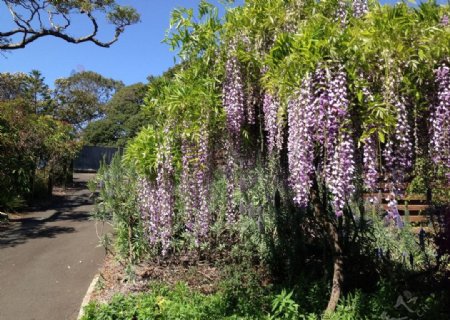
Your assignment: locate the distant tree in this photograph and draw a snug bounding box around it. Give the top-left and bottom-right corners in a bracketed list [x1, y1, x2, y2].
[0, 0, 139, 50]
[0, 71, 52, 116]
[0, 72, 30, 100]
[53, 71, 123, 130]
[25, 70, 52, 114]
[83, 82, 147, 147]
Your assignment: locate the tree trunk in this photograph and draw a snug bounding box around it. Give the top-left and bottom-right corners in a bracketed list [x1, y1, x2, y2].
[325, 220, 343, 313]
[310, 175, 344, 313]
[47, 169, 54, 197]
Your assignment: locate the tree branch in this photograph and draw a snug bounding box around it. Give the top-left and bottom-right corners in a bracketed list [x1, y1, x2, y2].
[0, 0, 139, 50]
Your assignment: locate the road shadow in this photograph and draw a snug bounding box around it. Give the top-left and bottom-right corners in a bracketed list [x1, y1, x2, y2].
[0, 176, 96, 248]
[0, 206, 93, 248]
[18, 177, 94, 214]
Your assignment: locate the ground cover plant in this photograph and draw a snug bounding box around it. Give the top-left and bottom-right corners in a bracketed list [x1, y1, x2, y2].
[88, 0, 450, 318]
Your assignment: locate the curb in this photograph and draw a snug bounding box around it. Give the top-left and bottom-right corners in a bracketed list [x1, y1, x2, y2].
[77, 274, 100, 320]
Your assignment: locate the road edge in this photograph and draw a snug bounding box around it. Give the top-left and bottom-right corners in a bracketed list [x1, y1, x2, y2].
[77, 273, 100, 320]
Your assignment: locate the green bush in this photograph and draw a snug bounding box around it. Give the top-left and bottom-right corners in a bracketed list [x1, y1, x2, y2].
[89, 154, 147, 263]
[82, 279, 450, 320]
[83, 283, 247, 320]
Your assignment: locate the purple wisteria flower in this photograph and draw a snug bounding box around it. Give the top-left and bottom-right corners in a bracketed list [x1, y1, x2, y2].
[137, 137, 175, 256]
[327, 131, 356, 217]
[223, 50, 245, 136]
[394, 97, 413, 170]
[353, 0, 368, 18]
[246, 87, 257, 125]
[287, 65, 356, 216]
[180, 128, 211, 245]
[336, 0, 348, 27]
[180, 138, 196, 234]
[325, 69, 350, 159]
[137, 177, 158, 244]
[195, 130, 211, 243]
[288, 75, 315, 207]
[430, 63, 450, 181]
[383, 95, 413, 187]
[263, 93, 281, 154]
[363, 134, 379, 192]
[441, 14, 449, 27]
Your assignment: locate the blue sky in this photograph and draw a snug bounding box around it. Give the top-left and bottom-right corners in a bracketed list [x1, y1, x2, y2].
[0, 1, 447, 87]
[0, 1, 235, 86]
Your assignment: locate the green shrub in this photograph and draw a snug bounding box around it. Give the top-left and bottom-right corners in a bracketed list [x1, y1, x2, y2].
[89, 154, 147, 263]
[83, 283, 242, 320]
[268, 290, 299, 320]
[82, 278, 450, 320]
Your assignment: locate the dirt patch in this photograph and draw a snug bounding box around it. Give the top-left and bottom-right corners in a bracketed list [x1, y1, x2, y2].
[92, 254, 222, 303]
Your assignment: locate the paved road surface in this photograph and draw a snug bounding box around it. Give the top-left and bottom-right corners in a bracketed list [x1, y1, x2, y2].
[0, 173, 106, 320]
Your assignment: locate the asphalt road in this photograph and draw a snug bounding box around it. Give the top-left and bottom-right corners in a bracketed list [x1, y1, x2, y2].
[0, 173, 106, 320]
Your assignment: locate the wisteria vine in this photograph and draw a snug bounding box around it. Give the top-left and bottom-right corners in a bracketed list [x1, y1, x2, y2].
[223, 49, 245, 136]
[363, 134, 379, 192]
[353, 0, 368, 18]
[430, 63, 450, 181]
[288, 75, 315, 207]
[180, 127, 212, 245]
[382, 74, 413, 188]
[327, 131, 356, 217]
[138, 137, 175, 256]
[263, 93, 282, 154]
[287, 66, 355, 216]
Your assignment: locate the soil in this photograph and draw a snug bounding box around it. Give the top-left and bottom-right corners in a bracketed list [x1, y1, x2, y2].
[91, 254, 223, 303]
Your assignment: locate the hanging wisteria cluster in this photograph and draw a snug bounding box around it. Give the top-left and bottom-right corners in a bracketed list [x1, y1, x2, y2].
[336, 0, 348, 27]
[138, 138, 175, 256]
[352, 0, 368, 18]
[327, 132, 356, 217]
[222, 43, 252, 225]
[288, 75, 315, 207]
[138, 178, 158, 244]
[246, 85, 257, 126]
[430, 63, 450, 181]
[223, 49, 245, 136]
[323, 69, 355, 215]
[359, 84, 380, 192]
[393, 97, 413, 170]
[263, 93, 282, 154]
[381, 72, 413, 188]
[441, 14, 449, 27]
[287, 66, 355, 215]
[363, 134, 379, 192]
[181, 138, 195, 235]
[180, 130, 212, 245]
[324, 69, 350, 155]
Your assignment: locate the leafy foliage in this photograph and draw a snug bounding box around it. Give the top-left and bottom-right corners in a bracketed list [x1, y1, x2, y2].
[0, 71, 79, 209]
[53, 71, 123, 130]
[89, 154, 147, 263]
[82, 279, 450, 320]
[83, 83, 148, 147]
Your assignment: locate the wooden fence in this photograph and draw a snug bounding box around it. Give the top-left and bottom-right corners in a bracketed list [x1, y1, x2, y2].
[363, 192, 432, 232]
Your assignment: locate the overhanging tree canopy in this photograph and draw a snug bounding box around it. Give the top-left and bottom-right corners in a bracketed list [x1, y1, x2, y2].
[0, 0, 139, 50]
